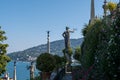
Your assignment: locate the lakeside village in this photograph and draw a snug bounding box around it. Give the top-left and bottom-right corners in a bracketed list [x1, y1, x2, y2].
[0, 0, 120, 80]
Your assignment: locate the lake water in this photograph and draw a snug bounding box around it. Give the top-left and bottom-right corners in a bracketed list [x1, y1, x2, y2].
[4, 61, 39, 80]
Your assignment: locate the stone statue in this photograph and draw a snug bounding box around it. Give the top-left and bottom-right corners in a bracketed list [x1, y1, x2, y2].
[30, 61, 34, 80]
[62, 27, 74, 73]
[62, 27, 74, 50]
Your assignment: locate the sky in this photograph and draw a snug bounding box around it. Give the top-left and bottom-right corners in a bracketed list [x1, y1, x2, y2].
[0, 0, 119, 53]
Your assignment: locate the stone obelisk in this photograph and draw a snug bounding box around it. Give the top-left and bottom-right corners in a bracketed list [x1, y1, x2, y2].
[13, 61, 17, 80]
[47, 31, 50, 53]
[89, 0, 95, 24]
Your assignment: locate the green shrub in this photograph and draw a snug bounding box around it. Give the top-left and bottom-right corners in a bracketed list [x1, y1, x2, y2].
[36, 53, 56, 72]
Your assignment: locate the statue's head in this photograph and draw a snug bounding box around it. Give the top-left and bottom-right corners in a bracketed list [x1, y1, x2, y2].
[66, 27, 69, 30]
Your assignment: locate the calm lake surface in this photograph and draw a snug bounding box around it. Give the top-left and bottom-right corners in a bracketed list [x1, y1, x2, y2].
[5, 61, 39, 80]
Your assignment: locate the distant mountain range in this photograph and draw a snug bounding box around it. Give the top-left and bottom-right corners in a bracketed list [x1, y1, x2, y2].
[8, 38, 83, 61]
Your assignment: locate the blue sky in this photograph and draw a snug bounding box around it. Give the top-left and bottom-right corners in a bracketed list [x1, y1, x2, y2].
[0, 0, 119, 53]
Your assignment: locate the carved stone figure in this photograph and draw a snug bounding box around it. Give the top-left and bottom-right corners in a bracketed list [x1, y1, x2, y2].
[62, 27, 74, 50]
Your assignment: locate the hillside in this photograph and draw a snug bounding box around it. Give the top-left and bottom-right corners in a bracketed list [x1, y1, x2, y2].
[8, 38, 83, 61]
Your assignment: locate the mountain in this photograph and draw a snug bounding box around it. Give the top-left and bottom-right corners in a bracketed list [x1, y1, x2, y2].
[8, 38, 83, 61]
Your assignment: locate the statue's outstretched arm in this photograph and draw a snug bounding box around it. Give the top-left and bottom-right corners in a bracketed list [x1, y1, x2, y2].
[69, 30, 74, 33]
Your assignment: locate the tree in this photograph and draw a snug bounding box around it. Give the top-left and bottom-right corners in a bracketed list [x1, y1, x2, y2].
[53, 55, 66, 74]
[81, 19, 110, 79]
[81, 19, 104, 69]
[36, 53, 56, 80]
[82, 24, 91, 36]
[0, 27, 11, 75]
[73, 47, 81, 61]
[54, 55, 62, 66]
[106, 7, 120, 79]
[81, 2, 120, 79]
[36, 53, 56, 72]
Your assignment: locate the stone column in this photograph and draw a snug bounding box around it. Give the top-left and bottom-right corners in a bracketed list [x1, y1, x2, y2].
[47, 31, 50, 53]
[13, 61, 17, 80]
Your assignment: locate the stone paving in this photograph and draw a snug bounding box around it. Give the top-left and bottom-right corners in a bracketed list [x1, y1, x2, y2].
[62, 73, 72, 80]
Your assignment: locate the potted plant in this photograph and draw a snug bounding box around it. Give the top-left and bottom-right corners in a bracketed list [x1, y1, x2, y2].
[36, 53, 56, 80]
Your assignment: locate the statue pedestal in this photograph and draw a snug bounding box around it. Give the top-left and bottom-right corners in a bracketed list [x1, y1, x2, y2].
[65, 63, 72, 73]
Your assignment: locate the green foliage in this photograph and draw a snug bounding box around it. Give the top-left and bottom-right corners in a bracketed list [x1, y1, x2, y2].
[81, 19, 105, 69]
[81, 3, 120, 79]
[81, 18, 112, 79]
[36, 53, 56, 72]
[60, 56, 67, 65]
[53, 55, 63, 69]
[82, 24, 89, 36]
[67, 47, 73, 56]
[0, 27, 11, 75]
[63, 47, 73, 56]
[73, 47, 81, 61]
[88, 21, 110, 79]
[62, 48, 66, 56]
[53, 55, 66, 73]
[105, 9, 120, 80]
